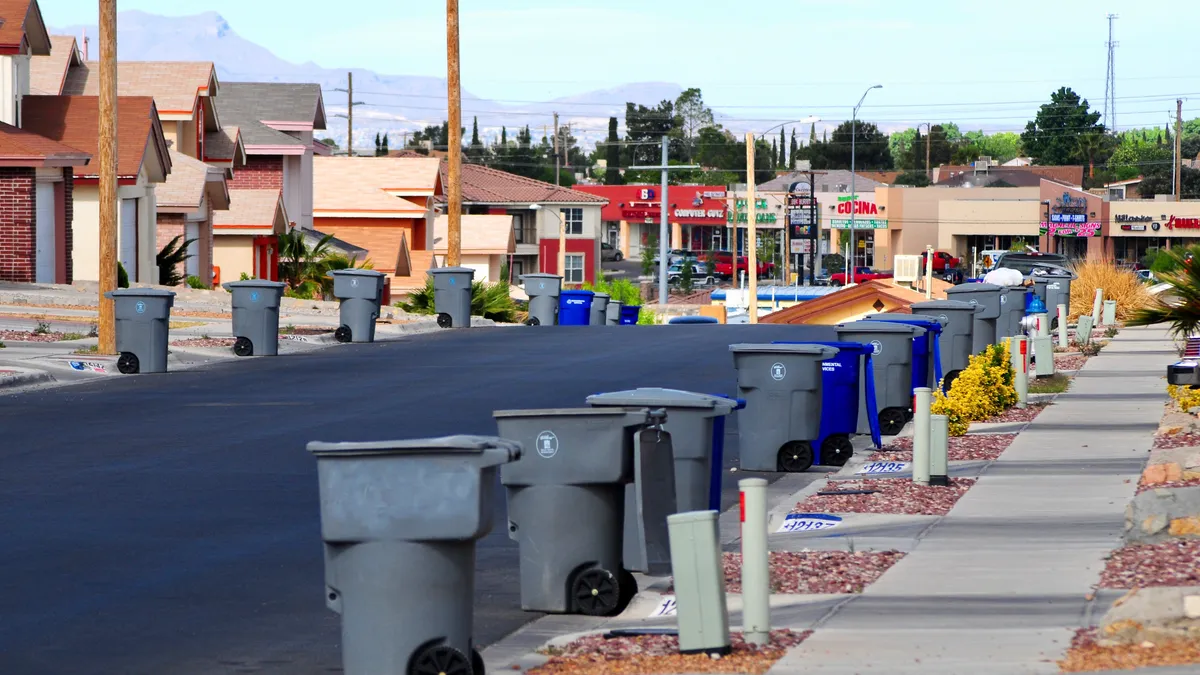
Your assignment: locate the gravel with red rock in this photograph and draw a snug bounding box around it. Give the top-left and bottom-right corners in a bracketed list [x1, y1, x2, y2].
[0, 330, 68, 342]
[280, 327, 332, 335]
[1055, 352, 1089, 371]
[869, 433, 1017, 462]
[1059, 627, 1200, 672]
[716, 551, 905, 594]
[170, 337, 236, 348]
[794, 477, 976, 516]
[531, 629, 810, 675]
[1153, 432, 1200, 450]
[1097, 540, 1200, 589]
[982, 403, 1047, 424]
[1137, 478, 1200, 494]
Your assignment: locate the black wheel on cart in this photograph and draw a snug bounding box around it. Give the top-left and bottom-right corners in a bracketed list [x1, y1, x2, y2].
[777, 440, 814, 473]
[820, 435, 855, 466]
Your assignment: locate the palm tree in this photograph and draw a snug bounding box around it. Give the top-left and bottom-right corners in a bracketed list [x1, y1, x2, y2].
[277, 229, 335, 289]
[1076, 133, 1107, 179]
[1126, 245, 1200, 338]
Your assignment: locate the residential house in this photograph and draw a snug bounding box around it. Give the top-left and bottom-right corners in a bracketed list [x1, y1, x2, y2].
[156, 151, 229, 284]
[212, 189, 289, 282]
[759, 279, 942, 325]
[432, 214, 515, 283]
[312, 155, 441, 290]
[441, 163, 607, 284]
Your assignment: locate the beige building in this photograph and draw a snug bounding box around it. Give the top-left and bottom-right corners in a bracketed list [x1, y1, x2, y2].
[876, 186, 1042, 265]
[432, 215, 516, 283]
[212, 189, 289, 281]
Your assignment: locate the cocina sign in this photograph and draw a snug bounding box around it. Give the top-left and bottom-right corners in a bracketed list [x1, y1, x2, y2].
[835, 200, 879, 215]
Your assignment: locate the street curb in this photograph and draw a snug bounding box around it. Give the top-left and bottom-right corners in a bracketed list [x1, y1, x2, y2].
[0, 366, 54, 390]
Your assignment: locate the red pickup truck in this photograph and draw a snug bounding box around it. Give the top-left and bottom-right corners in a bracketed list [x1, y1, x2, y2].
[919, 250, 961, 272]
[711, 252, 774, 279]
[830, 266, 893, 286]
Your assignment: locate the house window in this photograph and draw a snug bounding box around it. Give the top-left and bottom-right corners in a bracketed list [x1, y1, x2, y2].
[560, 208, 584, 235]
[564, 253, 584, 283]
[513, 213, 536, 244]
[511, 259, 524, 281]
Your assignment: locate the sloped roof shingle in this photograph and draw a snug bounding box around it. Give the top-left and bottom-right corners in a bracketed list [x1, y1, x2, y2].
[314, 156, 440, 214]
[0, 120, 90, 167]
[214, 189, 287, 233]
[0, 0, 50, 55]
[439, 162, 607, 205]
[22, 95, 170, 181]
[157, 150, 226, 210]
[63, 61, 217, 115]
[217, 82, 326, 147]
[30, 34, 79, 95]
[757, 169, 884, 193]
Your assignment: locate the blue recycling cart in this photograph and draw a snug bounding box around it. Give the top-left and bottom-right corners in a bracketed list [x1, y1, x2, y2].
[619, 305, 641, 325]
[668, 315, 719, 324]
[557, 289, 594, 325]
[864, 315, 945, 391]
[708, 394, 746, 511]
[772, 341, 883, 465]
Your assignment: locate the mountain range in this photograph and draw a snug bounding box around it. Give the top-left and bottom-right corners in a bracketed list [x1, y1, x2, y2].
[51, 10, 685, 152]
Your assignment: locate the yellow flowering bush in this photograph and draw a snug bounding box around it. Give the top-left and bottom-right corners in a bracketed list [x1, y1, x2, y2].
[1167, 384, 1200, 412]
[931, 342, 1019, 436]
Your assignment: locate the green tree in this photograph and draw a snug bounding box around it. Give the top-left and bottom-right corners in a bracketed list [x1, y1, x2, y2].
[890, 128, 918, 169]
[623, 100, 678, 182]
[905, 125, 953, 170]
[789, 129, 798, 170]
[966, 131, 1022, 163]
[771, 139, 778, 169]
[381, 133, 389, 155]
[779, 128, 787, 169]
[1021, 87, 1105, 165]
[467, 116, 484, 161]
[641, 235, 657, 277]
[818, 121, 893, 170]
[603, 117, 623, 185]
[674, 88, 713, 162]
[374, 132, 382, 156]
[892, 171, 931, 187]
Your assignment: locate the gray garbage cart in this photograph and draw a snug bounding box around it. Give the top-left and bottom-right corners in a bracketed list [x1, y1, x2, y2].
[730, 343, 839, 473]
[520, 273, 561, 326]
[945, 282, 1004, 354]
[835, 320, 925, 436]
[330, 269, 386, 343]
[995, 285, 1029, 342]
[1031, 269, 1076, 329]
[307, 435, 520, 675]
[495, 407, 665, 615]
[223, 279, 286, 356]
[910, 299, 980, 388]
[606, 300, 623, 325]
[429, 267, 475, 328]
[590, 293, 610, 326]
[104, 288, 176, 374]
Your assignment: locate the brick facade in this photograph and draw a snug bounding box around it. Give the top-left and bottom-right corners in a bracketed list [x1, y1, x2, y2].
[227, 155, 283, 190]
[0, 167, 36, 282]
[157, 213, 188, 283]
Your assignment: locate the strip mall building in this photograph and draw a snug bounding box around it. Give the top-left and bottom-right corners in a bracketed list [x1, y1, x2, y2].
[571, 184, 728, 257]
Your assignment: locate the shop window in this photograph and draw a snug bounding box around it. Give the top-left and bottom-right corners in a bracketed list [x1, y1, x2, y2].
[560, 208, 584, 235]
[564, 253, 584, 283]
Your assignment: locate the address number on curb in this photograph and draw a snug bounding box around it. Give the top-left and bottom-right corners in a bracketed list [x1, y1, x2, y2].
[648, 596, 677, 617]
[856, 461, 910, 475]
[776, 513, 842, 533]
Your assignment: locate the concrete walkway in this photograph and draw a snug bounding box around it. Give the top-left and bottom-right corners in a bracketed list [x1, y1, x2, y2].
[770, 325, 1174, 674]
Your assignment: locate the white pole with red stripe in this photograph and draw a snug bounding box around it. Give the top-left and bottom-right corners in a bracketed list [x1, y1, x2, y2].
[739, 478, 770, 645]
[1011, 336, 1028, 408]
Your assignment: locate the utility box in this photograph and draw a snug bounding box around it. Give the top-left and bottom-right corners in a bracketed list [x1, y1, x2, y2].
[429, 267, 475, 328]
[223, 279, 286, 357]
[104, 288, 176, 374]
[1032, 335, 1055, 376]
[307, 435, 521, 675]
[520, 273, 561, 326]
[330, 269, 386, 343]
[667, 510, 730, 656]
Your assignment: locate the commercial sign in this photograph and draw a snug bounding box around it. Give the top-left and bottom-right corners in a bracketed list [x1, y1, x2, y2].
[1120, 224, 1147, 232]
[574, 185, 727, 225]
[673, 208, 725, 219]
[727, 211, 777, 225]
[1116, 214, 1153, 223]
[791, 239, 812, 254]
[1167, 216, 1200, 230]
[1039, 221, 1101, 237]
[787, 195, 816, 208]
[830, 218, 888, 229]
[835, 198, 880, 216]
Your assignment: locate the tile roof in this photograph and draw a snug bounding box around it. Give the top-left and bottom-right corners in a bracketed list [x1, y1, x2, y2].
[157, 150, 225, 210]
[388, 149, 428, 158]
[934, 164, 1084, 187]
[760, 280, 928, 325]
[22, 95, 170, 180]
[204, 126, 242, 162]
[30, 35, 79, 95]
[0, 0, 50, 54]
[214, 189, 287, 233]
[313, 156, 440, 214]
[0, 120, 90, 167]
[63, 61, 217, 116]
[217, 83, 326, 147]
[433, 215, 516, 255]
[936, 169, 1046, 188]
[757, 169, 884, 193]
[440, 162, 608, 205]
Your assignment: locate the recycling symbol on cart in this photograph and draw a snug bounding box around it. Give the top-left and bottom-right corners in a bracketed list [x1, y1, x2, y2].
[449, 277, 456, 285]
[135, 301, 145, 314]
[770, 362, 786, 381]
[250, 291, 260, 302]
[1000, 295, 1007, 304]
[870, 340, 883, 355]
[968, 299, 978, 306]
[536, 431, 559, 458]
[351, 278, 359, 288]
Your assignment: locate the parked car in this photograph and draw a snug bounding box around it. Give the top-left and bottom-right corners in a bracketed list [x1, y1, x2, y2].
[601, 241, 623, 262]
[995, 252, 1070, 275]
[712, 253, 772, 279]
[652, 248, 696, 267]
[1135, 269, 1158, 284]
[666, 262, 709, 283]
[919, 250, 961, 271]
[829, 266, 893, 286]
[977, 249, 1009, 273]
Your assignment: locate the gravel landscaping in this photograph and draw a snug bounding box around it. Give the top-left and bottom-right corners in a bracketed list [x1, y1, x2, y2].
[1055, 352, 1090, 371]
[1154, 432, 1200, 450]
[0, 329, 68, 342]
[1058, 627, 1200, 672]
[1137, 478, 1200, 494]
[531, 629, 811, 675]
[667, 551, 905, 595]
[794, 478, 976, 516]
[1097, 540, 1200, 589]
[982, 403, 1047, 424]
[170, 338, 236, 348]
[870, 433, 1017, 463]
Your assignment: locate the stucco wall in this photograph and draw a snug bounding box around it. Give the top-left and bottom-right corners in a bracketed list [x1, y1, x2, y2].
[937, 199, 1042, 253]
[214, 235, 255, 282]
[72, 186, 99, 281]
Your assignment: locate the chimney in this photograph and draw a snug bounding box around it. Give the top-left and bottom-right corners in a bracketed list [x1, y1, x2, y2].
[82, 29, 89, 60]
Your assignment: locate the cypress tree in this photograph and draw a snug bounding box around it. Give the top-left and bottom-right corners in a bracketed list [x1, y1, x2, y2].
[604, 116, 622, 185]
[374, 132, 381, 156]
[381, 133, 389, 155]
[471, 116, 481, 146]
[501, 126, 508, 145]
[771, 139, 778, 168]
[779, 127, 787, 168]
[790, 129, 798, 168]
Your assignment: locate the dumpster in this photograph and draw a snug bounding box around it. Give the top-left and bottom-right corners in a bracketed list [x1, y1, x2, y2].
[864, 313, 947, 391]
[104, 288, 176, 374]
[835, 320, 925, 436]
[910, 299, 980, 389]
[307, 435, 520, 675]
[729, 343, 840, 472]
[1031, 269, 1076, 329]
[669, 316, 719, 324]
[520, 273, 561, 326]
[772, 341, 884, 463]
[558, 289, 595, 326]
[590, 293, 610, 326]
[995, 286, 1030, 343]
[330, 269, 386, 343]
[945, 282, 1004, 355]
[223, 280, 286, 357]
[606, 301, 623, 326]
[429, 266, 475, 329]
[495, 407, 667, 614]
[619, 305, 642, 325]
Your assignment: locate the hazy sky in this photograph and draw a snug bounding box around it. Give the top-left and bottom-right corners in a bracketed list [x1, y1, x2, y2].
[42, 0, 1200, 133]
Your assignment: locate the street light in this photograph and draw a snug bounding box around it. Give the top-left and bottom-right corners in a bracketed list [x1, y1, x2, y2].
[530, 204, 566, 281]
[849, 85, 882, 285]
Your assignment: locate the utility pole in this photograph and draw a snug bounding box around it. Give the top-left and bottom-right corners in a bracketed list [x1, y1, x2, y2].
[332, 73, 365, 157]
[1104, 14, 1118, 130]
[631, 137, 698, 308]
[1177, 98, 1183, 203]
[925, 125, 932, 179]
[97, 0, 117, 354]
[553, 112, 560, 186]
[849, 85, 882, 284]
[446, 0, 462, 265]
[746, 133, 758, 324]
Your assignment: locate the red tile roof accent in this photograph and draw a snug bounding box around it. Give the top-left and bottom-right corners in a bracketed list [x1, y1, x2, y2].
[22, 95, 169, 179]
[0, 120, 90, 166]
[0, 0, 49, 54]
[439, 161, 607, 205]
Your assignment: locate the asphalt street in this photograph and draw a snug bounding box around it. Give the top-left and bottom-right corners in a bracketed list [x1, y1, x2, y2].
[0, 323, 833, 674]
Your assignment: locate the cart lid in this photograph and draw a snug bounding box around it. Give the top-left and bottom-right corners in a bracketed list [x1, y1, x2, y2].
[587, 387, 736, 411]
[308, 434, 521, 459]
[729, 343, 839, 358]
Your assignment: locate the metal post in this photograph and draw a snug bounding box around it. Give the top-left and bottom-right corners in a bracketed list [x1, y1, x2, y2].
[667, 511, 731, 656]
[746, 134, 758, 324]
[929, 414, 949, 487]
[659, 136, 669, 308]
[847, 85, 881, 285]
[1057, 303, 1069, 349]
[739, 478, 770, 646]
[809, 169, 818, 286]
[1010, 336, 1028, 408]
[912, 387, 932, 485]
[1091, 288, 1103, 326]
[924, 244, 934, 298]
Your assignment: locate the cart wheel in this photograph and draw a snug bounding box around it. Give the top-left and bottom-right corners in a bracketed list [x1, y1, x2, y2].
[524, 316, 540, 326]
[116, 352, 139, 375]
[820, 435, 855, 466]
[618, 568, 639, 609]
[233, 337, 253, 357]
[437, 313, 453, 328]
[943, 370, 960, 392]
[409, 644, 473, 675]
[571, 567, 622, 616]
[879, 408, 908, 436]
[777, 441, 814, 473]
[334, 325, 352, 343]
[472, 648, 485, 675]
[1050, 316, 1059, 331]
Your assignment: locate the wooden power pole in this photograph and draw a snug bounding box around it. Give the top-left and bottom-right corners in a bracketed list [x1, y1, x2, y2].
[746, 133, 758, 325]
[446, 0, 462, 266]
[1177, 99, 1184, 202]
[97, 0, 118, 354]
[925, 126, 932, 179]
[346, 73, 354, 157]
[553, 112, 560, 186]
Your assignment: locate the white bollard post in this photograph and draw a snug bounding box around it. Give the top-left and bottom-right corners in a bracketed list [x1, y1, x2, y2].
[1010, 336, 1028, 408]
[930, 414, 949, 487]
[1057, 304, 1069, 350]
[1102, 300, 1117, 326]
[739, 478, 770, 646]
[1077, 314, 1094, 347]
[1091, 288, 1103, 326]
[668, 511, 731, 656]
[912, 387, 932, 485]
